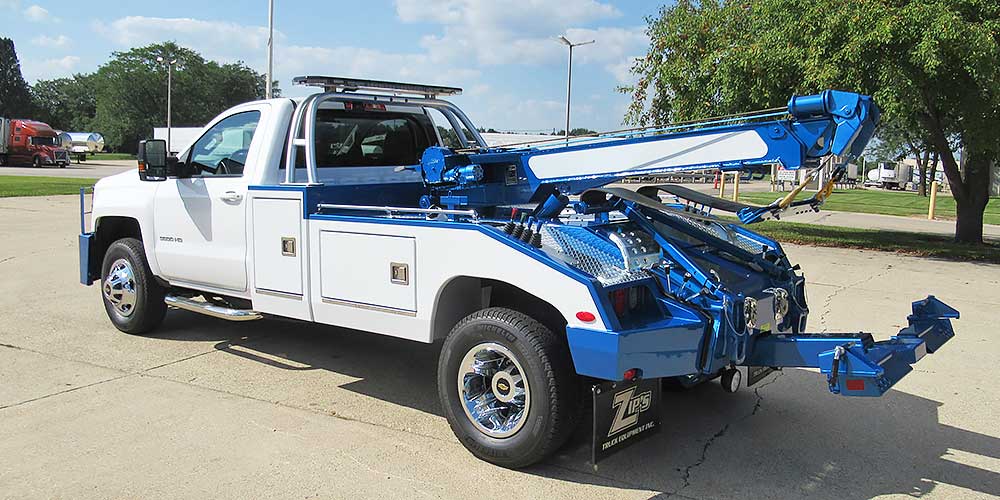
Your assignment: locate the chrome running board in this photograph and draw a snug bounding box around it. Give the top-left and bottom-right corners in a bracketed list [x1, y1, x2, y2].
[165, 295, 262, 321]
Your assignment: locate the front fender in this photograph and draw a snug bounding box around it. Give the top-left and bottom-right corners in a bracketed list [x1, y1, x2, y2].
[91, 171, 162, 276]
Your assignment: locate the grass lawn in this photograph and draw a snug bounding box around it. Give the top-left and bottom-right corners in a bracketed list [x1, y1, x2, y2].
[749, 220, 1000, 264]
[0, 176, 98, 198]
[88, 153, 135, 161]
[738, 189, 1000, 225]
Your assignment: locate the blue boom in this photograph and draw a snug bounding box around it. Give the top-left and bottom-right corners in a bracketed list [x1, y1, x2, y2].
[417, 89, 880, 224]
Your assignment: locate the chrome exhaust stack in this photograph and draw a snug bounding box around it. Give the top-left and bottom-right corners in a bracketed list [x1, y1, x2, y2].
[164, 295, 262, 321]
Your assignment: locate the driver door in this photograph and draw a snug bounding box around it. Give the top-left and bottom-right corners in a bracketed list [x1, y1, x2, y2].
[153, 109, 262, 292]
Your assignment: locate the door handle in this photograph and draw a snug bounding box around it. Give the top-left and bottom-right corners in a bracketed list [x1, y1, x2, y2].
[220, 191, 243, 203]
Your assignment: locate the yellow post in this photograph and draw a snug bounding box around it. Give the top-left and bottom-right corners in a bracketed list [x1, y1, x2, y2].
[770, 164, 777, 192]
[928, 180, 939, 220]
[733, 172, 741, 202]
[719, 170, 727, 198]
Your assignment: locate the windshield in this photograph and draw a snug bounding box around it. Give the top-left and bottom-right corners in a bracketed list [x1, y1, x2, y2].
[30, 136, 57, 147]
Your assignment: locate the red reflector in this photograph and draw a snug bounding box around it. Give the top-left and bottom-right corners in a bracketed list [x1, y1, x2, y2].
[623, 368, 638, 381]
[846, 379, 865, 391]
[576, 311, 596, 322]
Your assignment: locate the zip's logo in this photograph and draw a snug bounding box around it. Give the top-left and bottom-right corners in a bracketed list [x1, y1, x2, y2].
[608, 386, 652, 436]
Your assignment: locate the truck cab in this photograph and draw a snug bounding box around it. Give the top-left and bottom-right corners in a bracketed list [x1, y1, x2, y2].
[79, 77, 958, 468]
[0, 118, 70, 167]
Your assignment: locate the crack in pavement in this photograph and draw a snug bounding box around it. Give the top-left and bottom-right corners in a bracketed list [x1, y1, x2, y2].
[0, 333, 277, 411]
[817, 267, 893, 333]
[678, 371, 785, 490]
[0, 373, 132, 410]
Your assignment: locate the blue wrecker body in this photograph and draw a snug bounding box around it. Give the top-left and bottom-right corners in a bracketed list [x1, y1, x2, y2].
[401, 85, 957, 397]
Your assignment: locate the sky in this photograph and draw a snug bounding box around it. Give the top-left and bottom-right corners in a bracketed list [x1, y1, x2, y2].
[0, 0, 662, 132]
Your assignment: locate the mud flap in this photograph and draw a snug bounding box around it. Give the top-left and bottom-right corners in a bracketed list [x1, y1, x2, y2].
[592, 377, 661, 465]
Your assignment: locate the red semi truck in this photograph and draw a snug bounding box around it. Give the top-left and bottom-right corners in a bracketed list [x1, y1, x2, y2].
[0, 118, 70, 167]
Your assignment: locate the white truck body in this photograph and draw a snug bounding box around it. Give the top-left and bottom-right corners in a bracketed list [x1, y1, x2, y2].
[91, 98, 605, 341]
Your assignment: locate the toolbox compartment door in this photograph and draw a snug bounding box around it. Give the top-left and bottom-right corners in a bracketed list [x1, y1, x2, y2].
[319, 231, 416, 313]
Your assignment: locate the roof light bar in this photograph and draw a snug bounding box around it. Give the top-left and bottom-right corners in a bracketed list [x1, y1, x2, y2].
[292, 76, 462, 97]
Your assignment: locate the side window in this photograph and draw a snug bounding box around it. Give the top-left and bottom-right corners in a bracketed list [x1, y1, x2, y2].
[188, 111, 260, 177]
[425, 108, 479, 149]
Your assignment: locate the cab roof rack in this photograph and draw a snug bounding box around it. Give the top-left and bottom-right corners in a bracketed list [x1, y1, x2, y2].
[292, 76, 462, 97]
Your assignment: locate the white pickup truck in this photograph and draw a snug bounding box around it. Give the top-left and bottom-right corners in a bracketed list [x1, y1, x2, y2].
[79, 77, 958, 468]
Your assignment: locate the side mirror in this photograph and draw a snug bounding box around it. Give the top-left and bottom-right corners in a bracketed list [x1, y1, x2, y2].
[138, 139, 168, 181]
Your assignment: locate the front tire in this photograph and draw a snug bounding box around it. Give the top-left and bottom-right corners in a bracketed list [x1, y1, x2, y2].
[101, 238, 167, 334]
[438, 307, 578, 468]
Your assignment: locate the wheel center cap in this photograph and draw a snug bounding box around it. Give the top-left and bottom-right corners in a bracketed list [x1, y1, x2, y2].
[492, 371, 515, 403]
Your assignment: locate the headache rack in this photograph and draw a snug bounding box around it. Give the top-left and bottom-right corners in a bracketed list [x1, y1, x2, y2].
[285, 76, 484, 185]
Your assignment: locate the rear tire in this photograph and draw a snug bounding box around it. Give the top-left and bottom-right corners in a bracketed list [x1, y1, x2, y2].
[438, 307, 578, 468]
[100, 238, 167, 334]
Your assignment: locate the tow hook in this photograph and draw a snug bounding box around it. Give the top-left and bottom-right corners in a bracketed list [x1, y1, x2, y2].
[721, 367, 742, 393]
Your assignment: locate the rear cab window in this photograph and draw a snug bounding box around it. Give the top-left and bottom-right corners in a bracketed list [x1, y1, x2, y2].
[307, 107, 437, 168]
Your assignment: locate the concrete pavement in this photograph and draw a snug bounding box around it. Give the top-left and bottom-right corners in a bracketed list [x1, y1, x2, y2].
[0, 159, 134, 178]
[1, 194, 999, 499]
[782, 209, 1000, 241]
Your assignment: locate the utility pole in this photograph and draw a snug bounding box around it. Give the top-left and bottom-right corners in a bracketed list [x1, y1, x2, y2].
[156, 56, 178, 154]
[266, 0, 274, 99]
[555, 36, 594, 144]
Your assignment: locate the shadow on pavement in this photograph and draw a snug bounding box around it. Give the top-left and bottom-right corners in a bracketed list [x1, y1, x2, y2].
[182, 314, 997, 499]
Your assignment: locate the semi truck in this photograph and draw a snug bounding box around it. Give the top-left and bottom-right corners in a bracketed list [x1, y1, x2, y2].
[0, 118, 70, 167]
[78, 77, 958, 468]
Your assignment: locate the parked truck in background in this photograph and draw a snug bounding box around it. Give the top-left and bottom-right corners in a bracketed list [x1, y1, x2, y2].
[865, 161, 912, 190]
[78, 77, 959, 468]
[0, 118, 70, 167]
[63, 132, 106, 163]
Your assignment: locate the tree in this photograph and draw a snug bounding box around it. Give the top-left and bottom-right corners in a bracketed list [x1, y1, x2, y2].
[624, 0, 1000, 244]
[869, 120, 934, 196]
[0, 38, 34, 117]
[32, 74, 98, 131]
[91, 42, 270, 153]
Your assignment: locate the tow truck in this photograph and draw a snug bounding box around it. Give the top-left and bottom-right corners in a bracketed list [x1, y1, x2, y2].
[78, 77, 959, 468]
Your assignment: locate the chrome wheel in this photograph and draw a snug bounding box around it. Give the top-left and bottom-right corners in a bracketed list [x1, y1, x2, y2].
[457, 342, 530, 439]
[103, 258, 137, 317]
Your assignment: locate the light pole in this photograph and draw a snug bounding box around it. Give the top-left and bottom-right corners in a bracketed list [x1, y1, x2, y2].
[266, 0, 274, 99]
[156, 56, 178, 154]
[556, 35, 594, 143]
